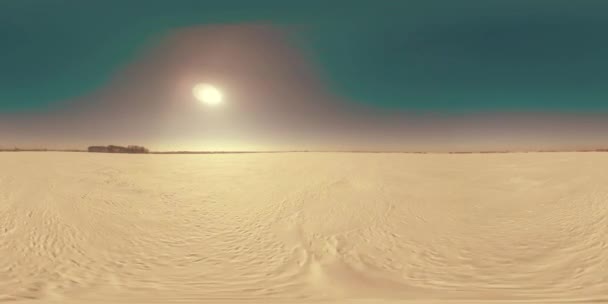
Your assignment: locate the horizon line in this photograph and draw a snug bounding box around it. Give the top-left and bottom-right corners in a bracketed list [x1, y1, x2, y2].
[2, 147, 608, 154]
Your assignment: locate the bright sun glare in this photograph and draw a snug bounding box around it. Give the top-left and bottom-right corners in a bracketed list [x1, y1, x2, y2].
[193, 83, 223, 106]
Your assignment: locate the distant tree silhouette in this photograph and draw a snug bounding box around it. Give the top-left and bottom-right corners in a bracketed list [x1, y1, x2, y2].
[88, 146, 108, 153]
[88, 145, 149, 153]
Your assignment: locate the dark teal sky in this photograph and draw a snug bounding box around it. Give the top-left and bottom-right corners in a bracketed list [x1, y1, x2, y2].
[3, 0, 608, 113]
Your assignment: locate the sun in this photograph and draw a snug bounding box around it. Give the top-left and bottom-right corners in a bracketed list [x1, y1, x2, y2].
[193, 83, 223, 105]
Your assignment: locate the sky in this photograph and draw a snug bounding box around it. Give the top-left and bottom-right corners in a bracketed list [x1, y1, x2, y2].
[2, 0, 608, 151]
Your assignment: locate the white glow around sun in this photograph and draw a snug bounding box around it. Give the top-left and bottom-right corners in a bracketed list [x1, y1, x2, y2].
[193, 83, 223, 105]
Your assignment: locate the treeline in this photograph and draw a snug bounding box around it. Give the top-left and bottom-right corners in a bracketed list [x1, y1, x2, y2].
[87, 145, 149, 154]
[0, 148, 83, 152]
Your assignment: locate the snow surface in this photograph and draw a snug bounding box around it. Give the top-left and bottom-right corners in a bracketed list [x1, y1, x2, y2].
[1, 152, 607, 303]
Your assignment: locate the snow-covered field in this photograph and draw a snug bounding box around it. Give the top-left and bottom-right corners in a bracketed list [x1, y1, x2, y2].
[1, 152, 607, 303]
